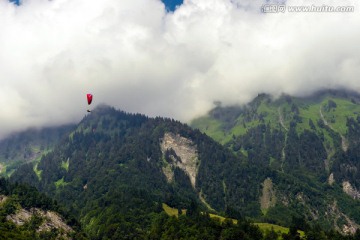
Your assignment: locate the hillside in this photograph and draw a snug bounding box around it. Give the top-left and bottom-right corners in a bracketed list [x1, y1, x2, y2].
[0, 125, 75, 177]
[10, 105, 266, 238]
[0, 178, 86, 239]
[191, 89, 360, 233]
[6, 94, 360, 239]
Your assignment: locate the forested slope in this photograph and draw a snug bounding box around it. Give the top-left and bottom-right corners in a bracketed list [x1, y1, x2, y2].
[192, 90, 360, 233]
[0, 178, 86, 239]
[11, 106, 264, 238]
[8, 90, 360, 238]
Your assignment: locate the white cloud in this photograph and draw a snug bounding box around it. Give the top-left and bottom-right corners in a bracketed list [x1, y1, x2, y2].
[0, 0, 359, 138]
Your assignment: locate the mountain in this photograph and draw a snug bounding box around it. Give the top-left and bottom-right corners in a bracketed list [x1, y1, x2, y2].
[11, 105, 269, 239]
[191, 89, 360, 233]
[6, 90, 360, 239]
[0, 125, 75, 177]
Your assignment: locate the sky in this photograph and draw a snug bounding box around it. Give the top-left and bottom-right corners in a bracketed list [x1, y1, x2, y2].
[0, 0, 359, 139]
[162, 0, 183, 11]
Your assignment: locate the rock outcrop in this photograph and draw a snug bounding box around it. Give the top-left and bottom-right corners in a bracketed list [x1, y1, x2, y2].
[6, 207, 73, 238]
[160, 132, 199, 188]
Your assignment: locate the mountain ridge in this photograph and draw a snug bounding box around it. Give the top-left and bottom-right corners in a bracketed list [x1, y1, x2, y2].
[5, 90, 360, 238]
[11, 105, 255, 238]
[191, 89, 360, 233]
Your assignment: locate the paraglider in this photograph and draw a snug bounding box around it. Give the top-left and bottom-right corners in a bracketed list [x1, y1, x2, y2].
[87, 94, 93, 112]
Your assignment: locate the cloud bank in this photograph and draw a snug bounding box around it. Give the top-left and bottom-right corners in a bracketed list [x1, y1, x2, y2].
[0, 0, 359, 138]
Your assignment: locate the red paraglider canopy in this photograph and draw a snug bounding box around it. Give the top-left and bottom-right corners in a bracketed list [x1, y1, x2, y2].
[87, 94, 93, 105]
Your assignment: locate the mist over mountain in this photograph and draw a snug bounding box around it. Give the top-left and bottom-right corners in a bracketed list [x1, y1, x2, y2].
[0, 124, 75, 177]
[1, 0, 359, 140]
[2, 0, 360, 238]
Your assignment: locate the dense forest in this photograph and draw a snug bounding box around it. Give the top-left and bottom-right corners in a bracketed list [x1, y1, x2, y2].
[192, 90, 360, 232]
[3, 90, 360, 239]
[2, 175, 359, 239]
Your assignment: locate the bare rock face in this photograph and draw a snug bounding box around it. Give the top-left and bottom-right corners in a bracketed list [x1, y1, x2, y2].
[160, 132, 199, 188]
[328, 173, 335, 186]
[6, 207, 73, 238]
[6, 208, 32, 226]
[260, 178, 276, 214]
[37, 210, 73, 233]
[342, 181, 360, 200]
[0, 195, 8, 204]
[326, 200, 359, 235]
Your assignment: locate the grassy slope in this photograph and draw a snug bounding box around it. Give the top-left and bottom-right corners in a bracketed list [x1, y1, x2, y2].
[191, 94, 360, 145]
[0, 125, 74, 177]
[162, 203, 305, 238]
[189, 92, 360, 233]
[255, 223, 305, 238]
[191, 117, 230, 144]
